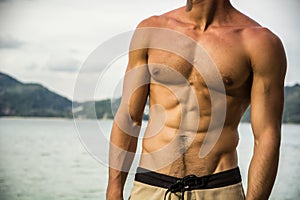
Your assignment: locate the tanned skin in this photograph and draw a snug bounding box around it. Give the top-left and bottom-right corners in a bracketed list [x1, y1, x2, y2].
[106, 0, 287, 199]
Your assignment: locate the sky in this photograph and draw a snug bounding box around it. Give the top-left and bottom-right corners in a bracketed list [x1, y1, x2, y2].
[0, 0, 299, 101]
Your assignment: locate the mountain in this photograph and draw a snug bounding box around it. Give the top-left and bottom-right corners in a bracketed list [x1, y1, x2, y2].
[73, 99, 116, 119]
[0, 72, 300, 123]
[0, 72, 72, 117]
[72, 98, 150, 120]
[283, 84, 300, 123]
[241, 84, 300, 124]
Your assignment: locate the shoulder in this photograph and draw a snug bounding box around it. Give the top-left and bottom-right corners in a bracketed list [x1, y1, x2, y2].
[137, 16, 160, 28]
[243, 27, 283, 49]
[130, 15, 173, 53]
[230, 9, 283, 49]
[136, 7, 183, 28]
[136, 15, 168, 29]
[242, 27, 285, 62]
[242, 27, 286, 74]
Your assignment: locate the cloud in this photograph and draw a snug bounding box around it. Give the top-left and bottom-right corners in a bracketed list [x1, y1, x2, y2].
[0, 0, 34, 3]
[0, 35, 24, 49]
[46, 54, 81, 72]
[25, 62, 38, 71]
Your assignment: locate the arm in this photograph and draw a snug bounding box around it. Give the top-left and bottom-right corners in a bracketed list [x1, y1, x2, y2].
[246, 29, 287, 200]
[106, 25, 150, 200]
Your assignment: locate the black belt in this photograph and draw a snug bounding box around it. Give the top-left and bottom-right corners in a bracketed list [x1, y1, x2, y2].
[135, 167, 242, 200]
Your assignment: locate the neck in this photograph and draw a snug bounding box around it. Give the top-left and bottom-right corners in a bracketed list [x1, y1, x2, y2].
[185, 0, 233, 30]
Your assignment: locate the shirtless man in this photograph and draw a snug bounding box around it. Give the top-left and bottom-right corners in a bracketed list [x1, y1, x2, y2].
[106, 0, 287, 199]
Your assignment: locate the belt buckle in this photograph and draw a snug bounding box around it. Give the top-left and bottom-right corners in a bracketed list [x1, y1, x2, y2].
[169, 180, 184, 193]
[183, 175, 197, 190]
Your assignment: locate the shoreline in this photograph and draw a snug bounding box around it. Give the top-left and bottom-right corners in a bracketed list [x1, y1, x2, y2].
[1, 116, 300, 125]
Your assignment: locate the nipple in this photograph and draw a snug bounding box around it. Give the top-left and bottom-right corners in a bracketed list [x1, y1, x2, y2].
[223, 76, 234, 86]
[152, 68, 160, 76]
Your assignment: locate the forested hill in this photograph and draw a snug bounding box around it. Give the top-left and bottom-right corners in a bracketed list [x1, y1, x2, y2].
[241, 84, 300, 124]
[0, 72, 72, 117]
[0, 72, 119, 119]
[283, 84, 300, 123]
[0, 72, 300, 123]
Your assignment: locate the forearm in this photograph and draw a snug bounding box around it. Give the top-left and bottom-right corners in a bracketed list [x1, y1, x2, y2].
[107, 168, 128, 199]
[106, 121, 139, 200]
[247, 132, 280, 200]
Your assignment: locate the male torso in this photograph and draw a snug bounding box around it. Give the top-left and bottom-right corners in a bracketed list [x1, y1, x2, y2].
[138, 6, 259, 177]
[107, 2, 286, 199]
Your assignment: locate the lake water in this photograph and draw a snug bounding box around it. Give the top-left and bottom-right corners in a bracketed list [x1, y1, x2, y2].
[0, 118, 299, 200]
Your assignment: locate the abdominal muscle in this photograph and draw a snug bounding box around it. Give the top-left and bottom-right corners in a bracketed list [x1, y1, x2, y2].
[140, 125, 239, 177]
[138, 84, 239, 178]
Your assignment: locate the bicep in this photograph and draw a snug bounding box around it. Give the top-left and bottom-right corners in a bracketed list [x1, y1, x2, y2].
[120, 21, 154, 123]
[249, 31, 287, 138]
[118, 21, 153, 123]
[121, 49, 150, 124]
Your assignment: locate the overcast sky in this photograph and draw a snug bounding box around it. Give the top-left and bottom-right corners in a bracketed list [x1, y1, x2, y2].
[0, 0, 299, 101]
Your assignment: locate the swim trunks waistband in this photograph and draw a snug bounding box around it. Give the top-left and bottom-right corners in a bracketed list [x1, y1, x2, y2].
[135, 167, 242, 190]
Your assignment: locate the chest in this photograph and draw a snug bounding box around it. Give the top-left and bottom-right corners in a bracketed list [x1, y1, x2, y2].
[147, 28, 251, 90]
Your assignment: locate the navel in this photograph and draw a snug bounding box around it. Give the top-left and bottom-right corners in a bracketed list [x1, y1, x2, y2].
[179, 134, 188, 154]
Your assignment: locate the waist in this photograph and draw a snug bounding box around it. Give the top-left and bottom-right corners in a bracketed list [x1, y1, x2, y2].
[134, 166, 242, 190]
